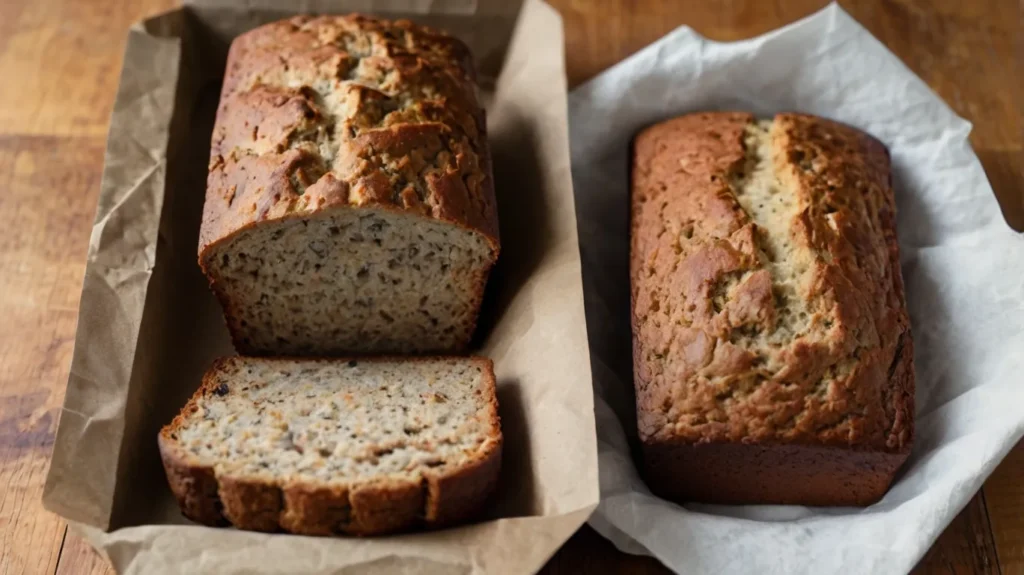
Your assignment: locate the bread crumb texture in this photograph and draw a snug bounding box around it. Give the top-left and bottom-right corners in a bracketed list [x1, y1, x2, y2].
[630, 112, 913, 452]
[198, 16, 499, 355]
[167, 357, 499, 482]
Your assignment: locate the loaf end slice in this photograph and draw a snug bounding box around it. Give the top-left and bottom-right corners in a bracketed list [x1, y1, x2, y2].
[158, 356, 502, 535]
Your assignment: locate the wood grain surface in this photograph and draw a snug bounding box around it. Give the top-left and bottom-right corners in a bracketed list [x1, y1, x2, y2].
[0, 0, 1018, 573]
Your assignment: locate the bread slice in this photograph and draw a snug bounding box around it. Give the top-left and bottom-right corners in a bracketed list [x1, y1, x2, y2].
[158, 356, 502, 536]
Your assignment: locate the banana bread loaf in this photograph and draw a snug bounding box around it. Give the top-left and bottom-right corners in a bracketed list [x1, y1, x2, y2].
[630, 112, 914, 506]
[199, 15, 499, 356]
[159, 356, 502, 535]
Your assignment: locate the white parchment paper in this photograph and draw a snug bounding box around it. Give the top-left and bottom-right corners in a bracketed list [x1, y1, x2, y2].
[569, 4, 1024, 573]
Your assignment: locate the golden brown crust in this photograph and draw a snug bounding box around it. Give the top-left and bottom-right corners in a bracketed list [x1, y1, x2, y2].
[630, 112, 914, 505]
[198, 14, 499, 268]
[158, 356, 502, 536]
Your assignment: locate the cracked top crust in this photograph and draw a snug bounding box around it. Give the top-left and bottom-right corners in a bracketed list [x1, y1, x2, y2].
[630, 112, 913, 452]
[199, 14, 499, 261]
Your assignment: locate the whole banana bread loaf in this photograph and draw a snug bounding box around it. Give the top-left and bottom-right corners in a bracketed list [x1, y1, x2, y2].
[630, 112, 914, 506]
[199, 15, 499, 356]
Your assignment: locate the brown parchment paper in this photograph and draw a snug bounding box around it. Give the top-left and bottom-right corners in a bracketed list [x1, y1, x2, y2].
[42, 0, 599, 572]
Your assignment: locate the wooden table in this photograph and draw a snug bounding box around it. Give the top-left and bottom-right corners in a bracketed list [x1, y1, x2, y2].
[1, 0, 1019, 573]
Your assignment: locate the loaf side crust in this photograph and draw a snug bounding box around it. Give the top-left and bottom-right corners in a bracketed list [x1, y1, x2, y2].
[158, 356, 502, 536]
[642, 440, 908, 506]
[630, 112, 914, 505]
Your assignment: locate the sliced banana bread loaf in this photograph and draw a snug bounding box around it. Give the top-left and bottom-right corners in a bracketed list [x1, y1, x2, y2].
[158, 356, 502, 536]
[631, 112, 914, 506]
[200, 15, 499, 355]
